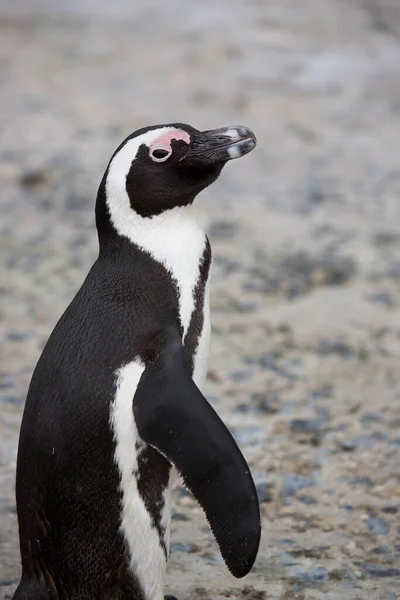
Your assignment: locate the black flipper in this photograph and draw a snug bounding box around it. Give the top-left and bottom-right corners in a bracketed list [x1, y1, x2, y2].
[133, 329, 261, 578]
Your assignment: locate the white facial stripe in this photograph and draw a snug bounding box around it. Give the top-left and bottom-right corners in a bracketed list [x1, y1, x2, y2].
[111, 361, 167, 600]
[106, 134, 207, 339]
[107, 128, 179, 198]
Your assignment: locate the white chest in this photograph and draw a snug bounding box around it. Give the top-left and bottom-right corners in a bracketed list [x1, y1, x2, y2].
[109, 204, 211, 386]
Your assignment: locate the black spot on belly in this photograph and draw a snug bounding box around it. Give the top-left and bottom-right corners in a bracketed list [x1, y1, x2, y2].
[184, 237, 212, 375]
[136, 445, 171, 557]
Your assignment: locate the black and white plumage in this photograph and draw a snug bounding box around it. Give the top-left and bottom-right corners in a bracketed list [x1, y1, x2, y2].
[13, 123, 260, 600]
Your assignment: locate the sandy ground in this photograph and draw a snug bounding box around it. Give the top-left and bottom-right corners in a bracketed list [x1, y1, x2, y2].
[1, 1, 400, 598]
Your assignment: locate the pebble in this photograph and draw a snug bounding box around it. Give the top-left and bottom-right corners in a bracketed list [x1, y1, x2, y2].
[360, 412, 383, 423]
[230, 370, 251, 382]
[7, 331, 29, 341]
[208, 220, 237, 239]
[281, 474, 316, 498]
[351, 477, 373, 488]
[170, 542, 193, 554]
[0, 374, 14, 390]
[231, 426, 265, 448]
[368, 292, 394, 306]
[289, 565, 329, 584]
[0, 395, 25, 405]
[289, 419, 324, 445]
[256, 481, 273, 503]
[362, 564, 400, 578]
[338, 439, 357, 451]
[298, 495, 317, 505]
[253, 391, 279, 414]
[381, 506, 398, 514]
[364, 517, 391, 536]
[279, 552, 297, 566]
[171, 511, 189, 522]
[317, 339, 357, 359]
[369, 546, 394, 563]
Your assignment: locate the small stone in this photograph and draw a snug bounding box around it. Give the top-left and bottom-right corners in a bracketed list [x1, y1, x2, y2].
[279, 552, 297, 566]
[256, 481, 273, 503]
[281, 474, 316, 498]
[289, 419, 324, 445]
[176, 486, 193, 499]
[364, 517, 391, 536]
[170, 542, 193, 553]
[253, 391, 279, 414]
[381, 506, 398, 514]
[371, 431, 388, 441]
[234, 300, 258, 313]
[290, 418, 321, 434]
[339, 439, 357, 451]
[7, 331, 28, 341]
[362, 564, 400, 578]
[171, 511, 189, 522]
[369, 546, 393, 562]
[208, 220, 237, 239]
[276, 538, 295, 547]
[298, 495, 316, 505]
[0, 374, 14, 389]
[231, 426, 265, 447]
[233, 403, 250, 413]
[360, 412, 382, 423]
[368, 292, 394, 306]
[19, 168, 50, 187]
[351, 476, 373, 487]
[230, 370, 251, 382]
[317, 339, 356, 359]
[1, 395, 25, 405]
[289, 565, 329, 584]
[309, 385, 333, 399]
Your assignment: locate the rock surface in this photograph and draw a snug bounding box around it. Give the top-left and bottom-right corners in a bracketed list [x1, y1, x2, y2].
[1, 1, 400, 599]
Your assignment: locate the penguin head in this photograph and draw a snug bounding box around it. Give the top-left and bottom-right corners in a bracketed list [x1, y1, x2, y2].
[96, 123, 256, 233]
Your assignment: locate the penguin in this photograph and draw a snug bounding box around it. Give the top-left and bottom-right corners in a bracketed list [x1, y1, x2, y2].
[13, 123, 260, 600]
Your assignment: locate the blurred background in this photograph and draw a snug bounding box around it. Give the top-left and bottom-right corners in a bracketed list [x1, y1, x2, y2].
[1, 1, 400, 598]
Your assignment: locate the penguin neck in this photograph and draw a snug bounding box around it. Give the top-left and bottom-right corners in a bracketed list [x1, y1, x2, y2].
[96, 180, 208, 332]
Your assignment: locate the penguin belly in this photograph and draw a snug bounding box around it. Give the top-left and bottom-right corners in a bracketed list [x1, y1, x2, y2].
[112, 240, 212, 600]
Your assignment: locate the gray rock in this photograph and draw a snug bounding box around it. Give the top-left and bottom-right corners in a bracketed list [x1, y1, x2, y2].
[298, 495, 317, 505]
[256, 481, 273, 503]
[230, 370, 251, 382]
[362, 564, 400, 578]
[290, 565, 329, 584]
[208, 220, 237, 239]
[171, 511, 189, 522]
[381, 506, 398, 514]
[368, 292, 394, 306]
[364, 517, 391, 535]
[317, 339, 357, 359]
[339, 439, 357, 451]
[360, 412, 383, 423]
[279, 552, 297, 566]
[0, 395, 25, 405]
[170, 542, 193, 553]
[281, 474, 316, 498]
[7, 331, 29, 341]
[253, 391, 279, 414]
[289, 419, 325, 445]
[0, 374, 14, 390]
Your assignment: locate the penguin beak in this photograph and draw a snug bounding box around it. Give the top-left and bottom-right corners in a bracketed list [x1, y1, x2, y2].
[183, 125, 257, 165]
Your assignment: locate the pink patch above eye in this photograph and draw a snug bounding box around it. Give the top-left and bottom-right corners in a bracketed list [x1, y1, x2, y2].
[149, 130, 190, 153]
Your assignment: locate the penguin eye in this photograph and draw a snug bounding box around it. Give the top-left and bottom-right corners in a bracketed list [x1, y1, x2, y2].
[150, 148, 172, 163]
